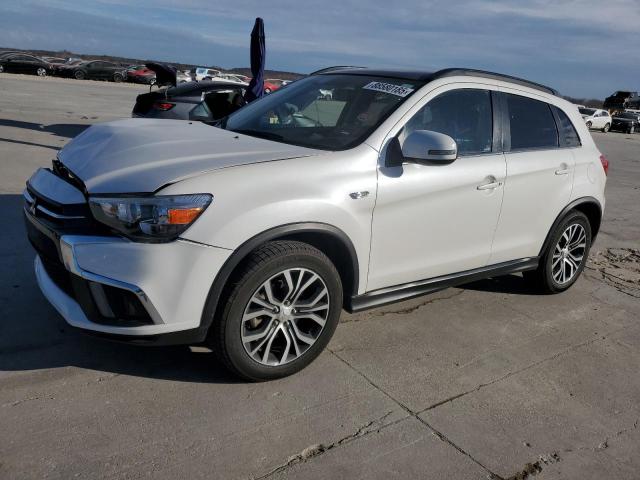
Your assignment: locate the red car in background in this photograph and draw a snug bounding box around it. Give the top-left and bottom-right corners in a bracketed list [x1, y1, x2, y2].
[127, 66, 156, 85]
[263, 79, 280, 93]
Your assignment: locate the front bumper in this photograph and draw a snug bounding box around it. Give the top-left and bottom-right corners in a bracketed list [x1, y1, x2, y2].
[25, 170, 232, 344]
[31, 227, 231, 342]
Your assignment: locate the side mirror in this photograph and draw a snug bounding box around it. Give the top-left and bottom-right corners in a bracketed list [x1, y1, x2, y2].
[402, 130, 458, 164]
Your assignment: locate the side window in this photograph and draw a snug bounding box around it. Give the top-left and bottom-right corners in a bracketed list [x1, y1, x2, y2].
[403, 89, 493, 156]
[506, 94, 558, 150]
[553, 106, 581, 147]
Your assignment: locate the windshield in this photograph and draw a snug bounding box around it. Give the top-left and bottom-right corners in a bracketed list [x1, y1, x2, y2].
[579, 108, 596, 115]
[222, 74, 424, 150]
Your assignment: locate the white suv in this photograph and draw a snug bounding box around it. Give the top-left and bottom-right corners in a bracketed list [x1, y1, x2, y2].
[25, 68, 608, 380]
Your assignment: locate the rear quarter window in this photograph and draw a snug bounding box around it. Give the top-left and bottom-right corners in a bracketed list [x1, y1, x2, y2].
[553, 106, 581, 148]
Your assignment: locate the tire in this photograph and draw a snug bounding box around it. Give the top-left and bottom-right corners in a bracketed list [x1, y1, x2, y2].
[630, 125, 636, 134]
[36, 67, 47, 77]
[585, 121, 592, 129]
[149, 78, 157, 86]
[113, 73, 123, 83]
[602, 123, 610, 133]
[209, 240, 343, 381]
[0, 65, 5, 73]
[74, 70, 85, 80]
[524, 211, 592, 294]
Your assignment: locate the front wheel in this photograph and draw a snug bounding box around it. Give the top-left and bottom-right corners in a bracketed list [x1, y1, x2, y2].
[602, 123, 610, 133]
[113, 73, 123, 83]
[74, 70, 85, 80]
[586, 121, 592, 129]
[209, 241, 343, 381]
[524, 211, 592, 293]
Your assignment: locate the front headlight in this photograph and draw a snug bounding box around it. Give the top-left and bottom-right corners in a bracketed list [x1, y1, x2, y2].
[89, 194, 212, 242]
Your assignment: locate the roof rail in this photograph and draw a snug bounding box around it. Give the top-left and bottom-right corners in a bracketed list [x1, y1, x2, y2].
[433, 68, 558, 95]
[309, 66, 366, 76]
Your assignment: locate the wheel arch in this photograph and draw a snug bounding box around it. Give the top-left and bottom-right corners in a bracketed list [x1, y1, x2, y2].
[538, 196, 602, 257]
[198, 222, 360, 339]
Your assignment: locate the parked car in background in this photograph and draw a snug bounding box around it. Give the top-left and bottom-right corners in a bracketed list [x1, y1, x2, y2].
[579, 108, 612, 132]
[27, 67, 606, 380]
[177, 70, 192, 84]
[57, 60, 126, 82]
[603, 91, 640, 112]
[0, 54, 53, 77]
[42, 57, 67, 65]
[610, 111, 640, 133]
[212, 73, 249, 86]
[195, 67, 221, 81]
[230, 73, 251, 83]
[127, 66, 156, 85]
[132, 81, 246, 121]
[263, 79, 281, 93]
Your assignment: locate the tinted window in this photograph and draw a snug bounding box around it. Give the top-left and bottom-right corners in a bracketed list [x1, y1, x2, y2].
[403, 89, 493, 155]
[507, 94, 558, 150]
[553, 107, 581, 148]
[579, 108, 595, 116]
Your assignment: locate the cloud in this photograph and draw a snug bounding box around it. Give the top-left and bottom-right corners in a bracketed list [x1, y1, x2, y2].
[0, 0, 638, 98]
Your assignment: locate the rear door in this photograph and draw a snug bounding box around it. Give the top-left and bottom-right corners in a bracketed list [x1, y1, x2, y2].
[489, 91, 576, 264]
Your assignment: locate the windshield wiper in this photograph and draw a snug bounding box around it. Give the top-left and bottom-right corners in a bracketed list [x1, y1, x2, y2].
[232, 129, 285, 142]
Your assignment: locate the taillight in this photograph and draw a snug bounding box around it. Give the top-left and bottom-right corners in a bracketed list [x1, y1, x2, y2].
[599, 154, 609, 176]
[153, 102, 175, 111]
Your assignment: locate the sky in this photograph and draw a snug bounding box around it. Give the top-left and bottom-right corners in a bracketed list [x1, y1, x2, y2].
[1, 0, 638, 99]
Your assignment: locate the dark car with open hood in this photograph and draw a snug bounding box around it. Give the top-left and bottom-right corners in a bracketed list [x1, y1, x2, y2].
[603, 91, 640, 112]
[132, 80, 246, 121]
[610, 111, 640, 134]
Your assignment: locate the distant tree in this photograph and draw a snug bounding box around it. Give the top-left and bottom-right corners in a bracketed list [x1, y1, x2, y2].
[562, 96, 603, 108]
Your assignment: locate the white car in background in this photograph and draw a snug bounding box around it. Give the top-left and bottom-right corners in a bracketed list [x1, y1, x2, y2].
[579, 107, 611, 132]
[176, 70, 192, 84]
[195, 67, 221, 81]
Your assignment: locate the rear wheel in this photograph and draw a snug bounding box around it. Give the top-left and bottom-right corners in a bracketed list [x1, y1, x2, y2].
[0, 65, 4, 73]
[586, 121, 592, 129]
[524, 211, 591, 293]
[74, 70, 85, 80]
[36, 67, 47, 77]
[210, 241, 343, 381]
[113, 73, 123, 83]
[602, 123, 610, 132]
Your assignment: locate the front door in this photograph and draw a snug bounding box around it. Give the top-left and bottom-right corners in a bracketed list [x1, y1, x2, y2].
[368, 87, 506, 291]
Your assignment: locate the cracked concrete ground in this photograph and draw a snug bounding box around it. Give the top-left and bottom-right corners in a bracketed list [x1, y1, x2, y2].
[1, 74, 639, 479]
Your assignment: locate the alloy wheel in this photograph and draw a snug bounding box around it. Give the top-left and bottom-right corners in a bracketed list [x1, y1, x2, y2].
[552, 223, 586, 285]
[37, 68, 46, 77]
[241, 268, 330, 366]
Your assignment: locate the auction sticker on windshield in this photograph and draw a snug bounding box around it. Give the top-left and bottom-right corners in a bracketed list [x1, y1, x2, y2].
[363, 82, 414, 97]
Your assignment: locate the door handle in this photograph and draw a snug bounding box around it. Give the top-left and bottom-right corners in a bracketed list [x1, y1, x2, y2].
[477, 176, 502, 190]
[555, 163, 570, 175]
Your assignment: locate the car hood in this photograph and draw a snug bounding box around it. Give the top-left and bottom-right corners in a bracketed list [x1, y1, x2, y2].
[58, 118, 322, 194]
